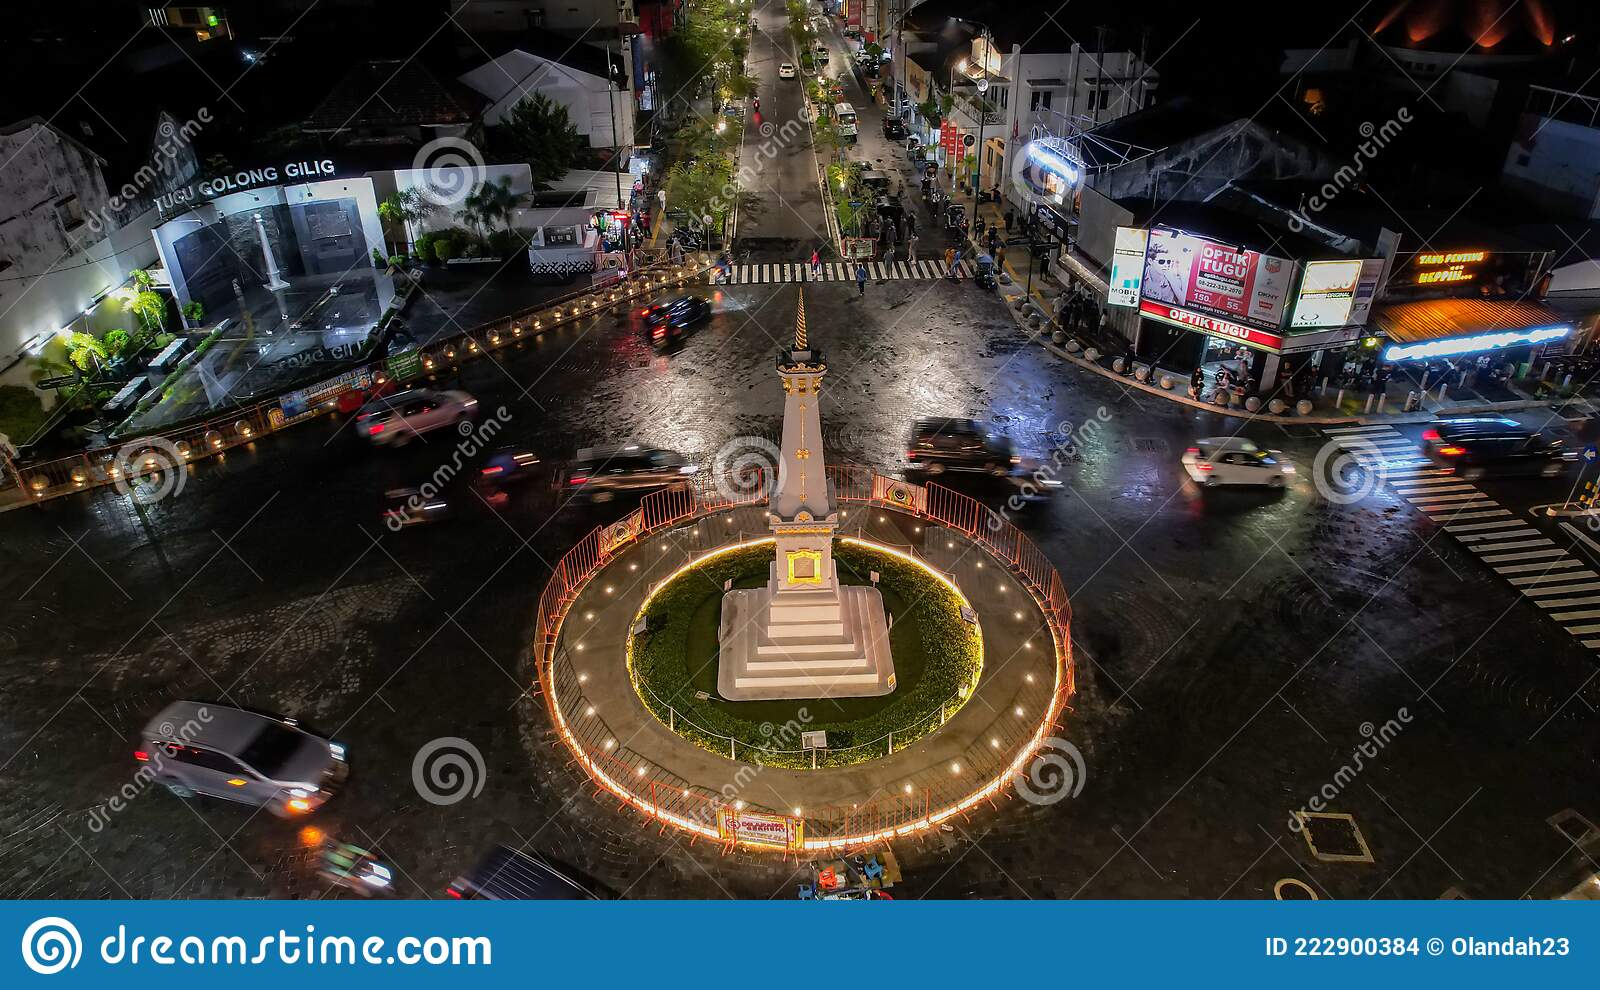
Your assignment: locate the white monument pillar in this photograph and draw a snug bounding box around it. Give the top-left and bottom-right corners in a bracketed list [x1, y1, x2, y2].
[718, 290, 894, 701]
[253, 212, 291, 292]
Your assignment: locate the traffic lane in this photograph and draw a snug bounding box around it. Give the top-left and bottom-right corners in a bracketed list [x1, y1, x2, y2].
[736, 0, 827, 247]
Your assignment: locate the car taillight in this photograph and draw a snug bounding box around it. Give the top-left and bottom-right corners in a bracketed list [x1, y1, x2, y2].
[569, 474, 589, 485]
[1197, 463, 1213, 472]
[481, 465, 504, 476]
[446, 886, 462, 898]
[368, 423, 385, 435]
[1437, 445, 1466, 456]
[1422, 429, 1440, 442]
[653, 326, 665, 340]
[1185, 447, 1199, 456]
[134, 750, 149, 762]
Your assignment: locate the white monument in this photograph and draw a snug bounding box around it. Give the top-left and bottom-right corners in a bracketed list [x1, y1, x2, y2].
[718, 291, 895, 701]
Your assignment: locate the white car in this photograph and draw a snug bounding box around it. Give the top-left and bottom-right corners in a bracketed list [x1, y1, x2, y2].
[779, 62, 797, 79]
[1181, 437, 1294, 489]
[357, 387, 478, 446]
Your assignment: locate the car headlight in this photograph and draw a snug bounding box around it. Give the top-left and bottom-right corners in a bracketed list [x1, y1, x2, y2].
[329, 743, 346, 761]
[1282, 465, 1296, 474]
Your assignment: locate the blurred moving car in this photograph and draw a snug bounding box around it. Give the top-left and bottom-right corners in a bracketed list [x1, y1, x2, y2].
[357, 388, 478, 446]
[381, 486, 452, 527]
[779, 62, 797, 79]
[568, 444, 696, 502]
[643, 294, 711, 348]
[906, 418, 1019, 475]
[1182, 437, 1294, 488]
[138, 701, 347, 816]
[447, 845, 613, 899]
[1422, 418, 1575, 479]
[473, 446, 542, 507]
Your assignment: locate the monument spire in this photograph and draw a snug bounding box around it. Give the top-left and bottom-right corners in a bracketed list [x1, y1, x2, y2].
[794, 288, 807, 351]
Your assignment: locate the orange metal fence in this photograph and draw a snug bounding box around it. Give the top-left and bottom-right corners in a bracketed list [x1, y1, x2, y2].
[535, 465, 1075, 851]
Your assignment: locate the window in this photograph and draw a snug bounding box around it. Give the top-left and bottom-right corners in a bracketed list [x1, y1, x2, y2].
[1030, 90, 1053, 112]
[55, 196, 85, 232]
[544, 225, 578, 246]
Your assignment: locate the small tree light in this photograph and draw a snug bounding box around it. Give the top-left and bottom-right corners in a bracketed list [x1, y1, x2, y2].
[950, 762, 961, 774]
[585, 706, 596, 716]
[903, 783, 913, 795]
[604, 738, 615, 749]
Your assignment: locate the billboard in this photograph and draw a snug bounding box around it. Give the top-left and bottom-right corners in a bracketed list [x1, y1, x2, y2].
[1289, 259, 1363, 329]
[1108, 227, 1148, 308]
[1140, 229, 1294, 329]
[1138, 299, 1286, 352]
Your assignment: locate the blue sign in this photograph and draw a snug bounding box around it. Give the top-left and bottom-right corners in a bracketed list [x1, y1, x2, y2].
[1583, 444, 1597, 464]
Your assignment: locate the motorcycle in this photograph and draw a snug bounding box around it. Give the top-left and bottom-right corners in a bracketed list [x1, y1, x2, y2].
[318, 841, 398, 897]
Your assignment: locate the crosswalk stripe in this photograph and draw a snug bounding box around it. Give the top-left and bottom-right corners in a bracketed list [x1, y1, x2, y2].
[831, 263, 845, 280]
[1470, 538, 1555, 552]
[1417, 501, 1497, 513]
[1366, 438, 1417, 448]
[1431, 509, 1509, 521]
[1457, 528, 1540, 542]
[1524, 581, 1600, 596]
[1323, 424, 1397, 435]
[1584, 640, 1600, 648]
[1385, 466, 1448, 477]
[1447, 519, 1528, 533]
[1549, 608, 1600, 620]
[1534, 594, 1600, 608]
[1509, 570, 1600, 586]
[1563, 623, 1600, 635]
[1481, 548, 1568, 563]
[1492, 558, 1586, 575]
[1408, 491, 1486, 504]
[897, 261, 912, 279]
[1393, 484, 1475, 496]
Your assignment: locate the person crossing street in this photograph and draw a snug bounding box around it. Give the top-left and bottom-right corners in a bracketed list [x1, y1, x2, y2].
[855, 262, 868, 296]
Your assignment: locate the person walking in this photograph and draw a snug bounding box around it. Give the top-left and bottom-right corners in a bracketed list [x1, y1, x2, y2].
[944, 246, 956, 276]
[810, 247, 821, 277]
[1189, 366, 1205, 400]
[855, 262, 869, 296]
[907, 232, 919, 263]
[1004, 209, 1015, 235]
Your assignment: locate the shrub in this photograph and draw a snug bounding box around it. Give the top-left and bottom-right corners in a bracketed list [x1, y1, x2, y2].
[433, 239, 455, 263]
[103, 329, 132, 358]
[0, 385, 48, 442]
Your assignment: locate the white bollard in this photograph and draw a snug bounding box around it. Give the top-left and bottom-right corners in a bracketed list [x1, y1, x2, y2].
[1437, 383, 1449, 403]
[1319, 377, 1329, 396]
[1420, 371, 1430, 390]
[1564, 373, 1573, 388]
[1364, 393, 1375, 413]
[1336, 388, 1346, 407]
[1379, 393, 1390, 413]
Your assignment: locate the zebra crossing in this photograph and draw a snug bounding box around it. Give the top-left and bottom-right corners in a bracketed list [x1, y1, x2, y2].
[711, 260, 973, 285]
[1323, 423, 1600, 650]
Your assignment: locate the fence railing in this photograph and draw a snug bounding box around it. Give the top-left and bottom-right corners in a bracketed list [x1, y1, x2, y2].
[536, 464, 1075, 850]
[2, 254, 717, 508]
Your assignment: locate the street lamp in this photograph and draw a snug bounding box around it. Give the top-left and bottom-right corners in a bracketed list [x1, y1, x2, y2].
[950, 17, 994, 250]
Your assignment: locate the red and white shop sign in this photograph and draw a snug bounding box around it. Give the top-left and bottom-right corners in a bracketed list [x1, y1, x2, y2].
[1138, 299, 1285, 353]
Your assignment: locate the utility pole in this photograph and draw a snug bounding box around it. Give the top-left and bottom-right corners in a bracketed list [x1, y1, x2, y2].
[607, 40, 623, 210]
[1092, 25, 1107, 125]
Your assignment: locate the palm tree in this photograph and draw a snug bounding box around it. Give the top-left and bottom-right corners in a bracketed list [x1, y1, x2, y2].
[456, 178, 518, 249]
[379, 188, 438, 255]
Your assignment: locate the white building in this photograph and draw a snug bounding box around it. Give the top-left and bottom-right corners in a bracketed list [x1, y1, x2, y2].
[458, 48, 635, 151]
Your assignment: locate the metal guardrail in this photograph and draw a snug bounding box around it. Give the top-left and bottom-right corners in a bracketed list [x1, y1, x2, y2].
[1, 255, 717, 508]
[536, 464, 1075, 850]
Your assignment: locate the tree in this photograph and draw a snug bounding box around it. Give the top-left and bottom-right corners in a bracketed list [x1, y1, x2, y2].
[127, 290, 166, 338]
[377, 188, 438, 254]
[499, 93, 582, 190]
[64, 332, 107, 374]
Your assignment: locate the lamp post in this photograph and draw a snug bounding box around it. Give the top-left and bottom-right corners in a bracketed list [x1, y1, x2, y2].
[950, 17, 994, 251]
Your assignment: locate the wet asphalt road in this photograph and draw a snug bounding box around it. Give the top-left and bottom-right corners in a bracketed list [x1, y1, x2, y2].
[3, 276, 1600, 900]
[3, 0, 1600, 898]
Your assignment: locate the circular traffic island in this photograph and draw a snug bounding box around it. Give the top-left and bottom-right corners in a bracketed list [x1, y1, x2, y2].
[628, 540, 983, 768]
[539, 500, 1073, 853]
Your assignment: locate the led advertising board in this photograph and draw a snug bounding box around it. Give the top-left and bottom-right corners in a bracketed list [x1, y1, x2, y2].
[1107, 227, 1148, 308]
[1139, 228, 1294, 330]
[1289, 259, 1364, 329]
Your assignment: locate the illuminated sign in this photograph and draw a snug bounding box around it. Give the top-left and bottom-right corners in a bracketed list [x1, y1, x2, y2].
[716, 809, 805, 850]
[155, 160, 340, 212]
[1411, 250, 1489, 286]
[1107, 227, 1148, 308]
[1289, 259, 1363, 328]
[1381, 324, 1571, 362]
[1139, 298, 1285, 353]
[1012, 136, 1085, 208]
[1140, 229, 1294, 330]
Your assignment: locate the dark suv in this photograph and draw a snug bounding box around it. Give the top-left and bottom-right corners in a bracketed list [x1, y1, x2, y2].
[1421, 418, 1574, 479]
[906, 418, 1019, 475]
[567, 444, 696, 502]
[447, 845, 612, 900]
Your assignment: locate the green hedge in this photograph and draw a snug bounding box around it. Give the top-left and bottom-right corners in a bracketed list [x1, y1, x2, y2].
[627, 541, 982, 768]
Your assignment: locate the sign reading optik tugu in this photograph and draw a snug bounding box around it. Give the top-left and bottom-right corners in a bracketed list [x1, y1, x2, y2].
[155, 160, 339, 213]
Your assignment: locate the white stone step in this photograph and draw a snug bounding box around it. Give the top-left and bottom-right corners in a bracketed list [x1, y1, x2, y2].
[755, 638, 859, 657]
[742, 655, 870, 673]
[769, 601, 846, 622]
[734, 671, 881, 689]
[765, 620, 847, 640]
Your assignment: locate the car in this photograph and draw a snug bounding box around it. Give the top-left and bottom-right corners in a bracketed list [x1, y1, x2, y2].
[875, 196, 905, 222]
[641, 293, 711, 348]
[882, 117, 907, 139]
[905, 418, 1019, 475]
[567, 444, 697, 502]
[860, 169, 892, 195]
[1421, 418, 1575, 479]
[381, 486, 452, 527]
[1182, 437, 1295, 488]
[138, 701, 348, 816]
[447, 845, 614, 900]
[779, 62, 797, 79]
[814, 46, 830, 64]
[721, 99, 744, 117]
[356, 388, 478, 446]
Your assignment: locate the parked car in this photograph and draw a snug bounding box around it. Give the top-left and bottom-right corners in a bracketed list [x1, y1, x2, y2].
[357, 388, 478, 447]
[779, 62, 797, 79]
[905, 418, 1019, 475]
[567, 444, 697, 502]
[1422, 418, 1575, 479]
[1181, 437, 1295, 488]
[721, 99, 745, 117]
[860, 169, 892, 195]
[875, 196, 905, 223]
[642, 294, 711, 348]
[814, 46, 830, 64]
[138, 701, 348, 816]
[882, 117, 907, 140]
[447, 845, 613, 900]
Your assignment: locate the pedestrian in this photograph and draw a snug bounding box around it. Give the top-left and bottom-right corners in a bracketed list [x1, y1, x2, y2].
[810, 247, 821, 277]
[987, 228, 998, 255]
[1004, 209, 1014, 235]
[994, 243, 1005, 271]
[907, 232, 919, 263]
[944, 246, 956, 276]
[951, 246, 964, 279]
[855, 262, 868, 295]
[1189, 367, 1204, 400]
[991, 184, 1001, 204]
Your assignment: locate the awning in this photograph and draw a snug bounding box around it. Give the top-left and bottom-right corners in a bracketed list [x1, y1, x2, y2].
[1374, 298, 1573, 361]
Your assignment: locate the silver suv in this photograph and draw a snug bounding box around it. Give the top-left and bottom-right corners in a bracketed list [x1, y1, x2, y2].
[356, 387, 478, 446]
[138, 701, 348, 817]
[567, 444, 696, 502]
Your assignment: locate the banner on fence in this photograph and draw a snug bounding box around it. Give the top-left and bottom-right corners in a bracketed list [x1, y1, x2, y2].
[599, 510, 645, 557]
[872, 476, 927, 514]
[716, 808, 804, 851]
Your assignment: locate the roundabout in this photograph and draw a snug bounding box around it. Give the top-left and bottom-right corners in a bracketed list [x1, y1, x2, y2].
[532, 295, 1075, 853]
